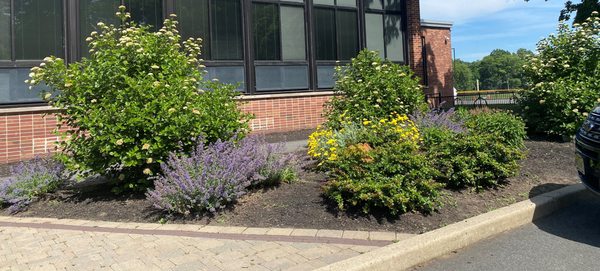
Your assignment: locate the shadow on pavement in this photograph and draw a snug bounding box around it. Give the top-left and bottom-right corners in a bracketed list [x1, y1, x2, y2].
[532, 186, 600, 248]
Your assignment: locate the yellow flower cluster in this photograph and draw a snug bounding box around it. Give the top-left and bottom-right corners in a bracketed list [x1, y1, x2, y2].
[308, 126, 339, 161]
[308, 113, 420, 163]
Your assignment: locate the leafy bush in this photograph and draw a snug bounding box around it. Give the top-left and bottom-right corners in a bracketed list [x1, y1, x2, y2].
[410, 108, 466, 134]
[461, 108, 527, 148]
[420, 109, 526, 189]
[325, 50, 427, 127]
[519, 13, 600, 137]
[423, 129, 525, 189]
[0, 157, 65, 213]
[146, 135, 301, 216]
[28, 7, 250, 192]
[309, 114, 441, 215]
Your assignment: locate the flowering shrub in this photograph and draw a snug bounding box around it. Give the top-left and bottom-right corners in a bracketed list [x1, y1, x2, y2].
[309, 114, 440, 214]
[28, 6, 250, 192]
[410, 108, 466, 134]
[325, 50, 427, 127]
[308, 113, 420, 165]
[0, 157, 65, 213]
[146, 135, 301, 215]
[519, 12, 600, 137]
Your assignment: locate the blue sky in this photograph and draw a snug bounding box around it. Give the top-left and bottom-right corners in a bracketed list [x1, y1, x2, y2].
[421, 0, 566, 62]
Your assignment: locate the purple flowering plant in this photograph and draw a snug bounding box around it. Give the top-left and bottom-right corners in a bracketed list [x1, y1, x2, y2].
[409, 107, 466, 134]
[146, 135, 302, 216]
[0, 156, 66, 214]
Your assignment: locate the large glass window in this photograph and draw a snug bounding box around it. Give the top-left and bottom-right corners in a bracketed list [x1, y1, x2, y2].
[252, 1, 307, 91]
[0, 0, 10, 60]
[0, 69, 47, 104]
[365, 0, 406, 62]
[176, 0, 243, 60]
[125, 0, 163, 30]
[79, 0, 120, 57]
[14, 0, 64, 60]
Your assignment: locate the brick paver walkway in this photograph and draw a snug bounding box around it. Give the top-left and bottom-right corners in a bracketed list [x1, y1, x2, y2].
[0, 217, 408, 271]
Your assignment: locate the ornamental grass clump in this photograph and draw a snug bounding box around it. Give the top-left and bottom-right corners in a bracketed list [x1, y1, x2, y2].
[147, 135, 301, 216]
[0, 156, 65, 214]
[27, 6, 250, 193]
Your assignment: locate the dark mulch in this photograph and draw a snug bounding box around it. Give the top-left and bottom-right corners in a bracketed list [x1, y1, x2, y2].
[12, 139, 579, 234]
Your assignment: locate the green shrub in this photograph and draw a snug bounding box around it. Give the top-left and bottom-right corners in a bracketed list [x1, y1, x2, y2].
[28, 7, 250, 192]
[421, 109, 526, 189]
[423, 128, 524, 189]
[325, 50, 427, 127]
[461, 108, 527, 148]
[519, 14, 600, 138]
[310, 114, 441, 215]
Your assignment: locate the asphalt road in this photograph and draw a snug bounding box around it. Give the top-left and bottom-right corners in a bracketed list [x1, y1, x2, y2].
[413, 190, 600, 271]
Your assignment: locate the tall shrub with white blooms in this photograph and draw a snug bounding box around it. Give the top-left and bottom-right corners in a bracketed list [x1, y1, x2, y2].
[27, 6, 251, 192]
[519, 12, 600, 138]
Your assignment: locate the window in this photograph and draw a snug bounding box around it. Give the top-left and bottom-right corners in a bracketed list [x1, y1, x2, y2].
[14, 0, 64, 60]
[79, 0, 121, 57]
[125, 0, 163, 30]
[0, 0, 64, 104]
[364, 0, 406, 62]
[314, 0, 358, 89]
[176, 0, 243, 60]
[252, 0, 307, 91]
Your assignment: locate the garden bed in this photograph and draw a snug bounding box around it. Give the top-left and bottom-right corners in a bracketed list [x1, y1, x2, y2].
[11, 139, 578, 234]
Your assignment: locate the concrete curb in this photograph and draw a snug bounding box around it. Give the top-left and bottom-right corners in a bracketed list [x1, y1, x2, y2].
[315, 183, 588, 271]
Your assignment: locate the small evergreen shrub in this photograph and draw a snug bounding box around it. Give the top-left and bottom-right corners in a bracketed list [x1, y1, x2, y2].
[325, 50, 427, 127]
[0, 157, 65, 213]
[28, 7, 250, 192]
[461, 108, 527, 148]
[146, 135, 301, 216]
[519, 13, 600, 137]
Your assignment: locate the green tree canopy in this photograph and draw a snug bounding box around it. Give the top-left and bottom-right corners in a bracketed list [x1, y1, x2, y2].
[455, 49, 533, 91]
[526, 0, 600, 24]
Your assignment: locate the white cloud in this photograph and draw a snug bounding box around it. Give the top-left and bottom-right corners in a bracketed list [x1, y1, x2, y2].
[420, 0, 520, 24]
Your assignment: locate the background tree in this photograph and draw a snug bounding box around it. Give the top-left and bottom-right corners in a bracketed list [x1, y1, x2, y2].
[453, 60, 476, 90]
[526, 0, 600, 24]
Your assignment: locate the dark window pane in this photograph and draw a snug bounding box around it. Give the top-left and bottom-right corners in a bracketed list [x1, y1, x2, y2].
[281, 6, 305, 60]
[79, 0, 120, 58]
[205, 66, 245, 90]
[255, 65, 308, 91]
[176, 0, 210, 58]
[212, 0, 243, 60]
[314, 8, 335, 60]
[337, 0, 356, 7]
[384, 0, 402, 11]
[0, 0, 9, 60]
[14, 0, 64, 60]
[0, 68, 45, 103]
[365, 13, 384, 58]
[313, 0, 334, 5]
[366, 0, 382, 9]
[317, 65, 335, 89]
[125, 0, 163, 30]
[336, 10, 358, 60]
[385, 14, 404, 61]
[253, 3, 280, 61]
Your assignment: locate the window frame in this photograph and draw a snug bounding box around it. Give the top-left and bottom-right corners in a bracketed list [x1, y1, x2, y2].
[0, 0, 411, 107]
[363, 0, 408, 64]
[0, 0, 68, 106]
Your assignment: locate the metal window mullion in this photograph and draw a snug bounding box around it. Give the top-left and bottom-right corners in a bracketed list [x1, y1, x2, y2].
[207, 0, 213, 60]
[244, 0, 256, 94]
[10, 0, 14, 62]
[306, 0, 316, 91]
[277, 2, 282, 61]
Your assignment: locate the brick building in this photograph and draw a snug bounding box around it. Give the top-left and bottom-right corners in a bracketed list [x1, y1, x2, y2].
[0, 0, 453, 163]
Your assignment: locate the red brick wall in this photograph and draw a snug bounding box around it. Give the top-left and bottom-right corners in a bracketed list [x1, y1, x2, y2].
[422, 26, 454, 104]
[406, 0, 424, 82]
[0, 109, 66, 164]
[0, 93, 333, 164]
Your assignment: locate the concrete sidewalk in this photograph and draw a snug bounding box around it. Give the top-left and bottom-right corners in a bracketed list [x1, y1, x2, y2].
[0, 217, 405, 271]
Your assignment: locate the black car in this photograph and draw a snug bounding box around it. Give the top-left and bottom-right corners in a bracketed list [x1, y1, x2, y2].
[575, 106, 600, 194]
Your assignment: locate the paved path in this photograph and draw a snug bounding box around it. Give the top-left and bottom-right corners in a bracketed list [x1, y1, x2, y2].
[413, 191, 600, 271]
[0, 217, 408, 271]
